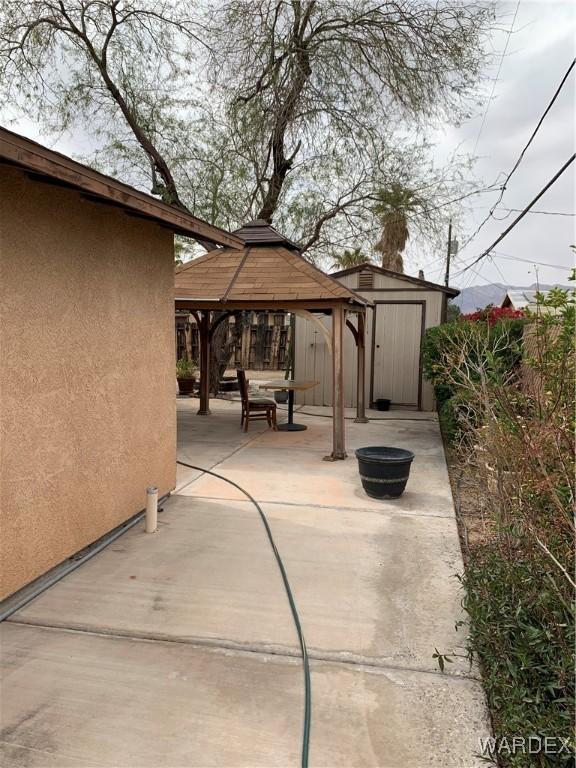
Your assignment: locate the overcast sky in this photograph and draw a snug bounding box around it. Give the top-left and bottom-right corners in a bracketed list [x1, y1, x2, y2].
[4, 1, 575, 291]
[419, 0, 575, 290]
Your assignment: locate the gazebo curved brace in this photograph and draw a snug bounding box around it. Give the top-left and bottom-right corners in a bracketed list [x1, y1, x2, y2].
[345, 317, 359, 344]
[292, 309, 332, 353]
[208, 311, 234, 341]
[345, 312, 368, 424]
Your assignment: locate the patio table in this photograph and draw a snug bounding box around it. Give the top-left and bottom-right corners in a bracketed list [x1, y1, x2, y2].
[259, 379, 319, 431]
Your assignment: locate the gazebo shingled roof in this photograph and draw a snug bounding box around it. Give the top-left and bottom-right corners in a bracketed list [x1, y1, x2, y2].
[175, 219, 368, 310]
[175, 220, 370, 459]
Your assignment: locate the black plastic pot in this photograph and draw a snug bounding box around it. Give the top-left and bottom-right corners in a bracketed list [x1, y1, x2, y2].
[274, 390, 289, 404]
[375, 398, 391, 411]
[355, 446, 415, 499]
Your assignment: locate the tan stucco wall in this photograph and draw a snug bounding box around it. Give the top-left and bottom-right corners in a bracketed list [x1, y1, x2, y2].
[0, 167, 176, 600]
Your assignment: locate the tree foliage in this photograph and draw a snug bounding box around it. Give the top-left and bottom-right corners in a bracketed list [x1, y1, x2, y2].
[373, 184, 422, 272]
[0, 0, 495, 262]
[330, 247, 370, 272]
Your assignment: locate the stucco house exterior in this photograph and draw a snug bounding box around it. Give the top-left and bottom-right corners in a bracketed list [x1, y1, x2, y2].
[294, 263, 459, 411]
[0, 128, 239, 601]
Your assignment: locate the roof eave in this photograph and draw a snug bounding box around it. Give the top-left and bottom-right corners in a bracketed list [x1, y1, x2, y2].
[0, 126, 242, 248]
[175, 296, 369, 311]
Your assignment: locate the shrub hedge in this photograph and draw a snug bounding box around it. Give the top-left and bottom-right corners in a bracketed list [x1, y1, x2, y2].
[423, 286, 575, 766]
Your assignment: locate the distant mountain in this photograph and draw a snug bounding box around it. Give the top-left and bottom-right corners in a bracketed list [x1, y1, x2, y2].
[451, 283, 564, 314]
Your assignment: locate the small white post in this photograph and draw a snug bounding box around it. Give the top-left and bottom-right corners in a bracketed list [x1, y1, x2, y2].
[145, 487, 158, 533]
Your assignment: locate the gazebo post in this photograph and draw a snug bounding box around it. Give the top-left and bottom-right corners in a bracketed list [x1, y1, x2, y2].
[330, 304, 347, 460]
[197, 310, 211, 416]
[354, 312, 368, 423]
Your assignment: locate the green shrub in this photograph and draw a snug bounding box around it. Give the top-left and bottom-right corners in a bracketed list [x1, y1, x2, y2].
[430, 278, 575, 766]
[422, 317, 524, 389]
[437, 395, 462, 443]
[422, 317, 524, 442]
[461, 548, 575, 767]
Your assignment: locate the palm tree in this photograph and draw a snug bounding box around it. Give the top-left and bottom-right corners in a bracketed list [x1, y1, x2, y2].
[331, 247, 369, 272]
[373, 185, 420, 273]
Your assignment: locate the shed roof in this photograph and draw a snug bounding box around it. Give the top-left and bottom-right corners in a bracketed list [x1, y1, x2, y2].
[0, 126, 242, 249]
[175, 220, 369, 311]
[331, 262, 460, 297]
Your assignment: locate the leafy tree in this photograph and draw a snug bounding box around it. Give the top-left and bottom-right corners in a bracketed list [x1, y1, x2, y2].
[330, 248, 370, 272]
[0, 0, 495, 260]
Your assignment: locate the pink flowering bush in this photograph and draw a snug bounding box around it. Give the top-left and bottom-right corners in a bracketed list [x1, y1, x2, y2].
[461, 305, 525, 325]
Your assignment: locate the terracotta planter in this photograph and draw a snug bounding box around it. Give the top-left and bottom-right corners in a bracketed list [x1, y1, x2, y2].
[177, 377, 196, 396]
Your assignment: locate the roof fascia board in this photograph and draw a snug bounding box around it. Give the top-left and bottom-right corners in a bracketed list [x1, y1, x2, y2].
[174, 298, 364, 311]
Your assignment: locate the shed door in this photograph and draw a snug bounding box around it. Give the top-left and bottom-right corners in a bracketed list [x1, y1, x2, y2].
[371, 302, 423, 408]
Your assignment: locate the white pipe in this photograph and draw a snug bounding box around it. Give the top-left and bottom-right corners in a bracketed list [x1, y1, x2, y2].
[145, 487, 158, 533]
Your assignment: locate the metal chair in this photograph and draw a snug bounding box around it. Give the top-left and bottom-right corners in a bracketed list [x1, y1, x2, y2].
[237, 369, 278, 432]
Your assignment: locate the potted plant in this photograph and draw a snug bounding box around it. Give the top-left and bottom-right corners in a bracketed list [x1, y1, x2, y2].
[176, 358, 198, 396]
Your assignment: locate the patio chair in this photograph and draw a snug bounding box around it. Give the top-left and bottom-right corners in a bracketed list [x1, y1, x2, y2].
[237, 369, 278, 432]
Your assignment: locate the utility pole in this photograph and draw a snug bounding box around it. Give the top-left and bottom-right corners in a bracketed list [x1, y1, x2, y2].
[444, 219, 453, 287]
[442, 220, 458, 323]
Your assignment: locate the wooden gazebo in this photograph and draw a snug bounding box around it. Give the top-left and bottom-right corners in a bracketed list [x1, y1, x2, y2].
[175, 220, 371, 460]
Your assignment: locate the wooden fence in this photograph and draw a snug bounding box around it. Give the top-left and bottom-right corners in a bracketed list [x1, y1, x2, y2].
[176, 311, 291, 371]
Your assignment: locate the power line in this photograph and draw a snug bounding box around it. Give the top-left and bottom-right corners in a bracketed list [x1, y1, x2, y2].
[472, 0, 521, 156]
[499, 57, 575, 191]
[451, 249, 571, 286]
[492, 251, 571, 270]
[403, 180, 504, 224]
[496, 207, 575, 218]
[489, 254, 509, 285]
[461, 55, 575, 252]
[459, 259, 494, 292]
[457, 153, 576, 275]
[450, 249, 570, 288]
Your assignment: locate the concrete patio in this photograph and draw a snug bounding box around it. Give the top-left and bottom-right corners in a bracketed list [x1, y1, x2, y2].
[0, 398, 491, 767]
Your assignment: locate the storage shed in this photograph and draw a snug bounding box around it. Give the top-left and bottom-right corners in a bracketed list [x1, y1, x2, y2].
[294, 263, 459, 411]
[0, 127, 240, 600]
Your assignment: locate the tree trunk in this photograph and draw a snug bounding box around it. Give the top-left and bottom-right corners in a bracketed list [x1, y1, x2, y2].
[209, 312, 245, 394]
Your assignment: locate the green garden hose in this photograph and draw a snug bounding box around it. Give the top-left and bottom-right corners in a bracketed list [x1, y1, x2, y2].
[176, 459, 311, 768]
